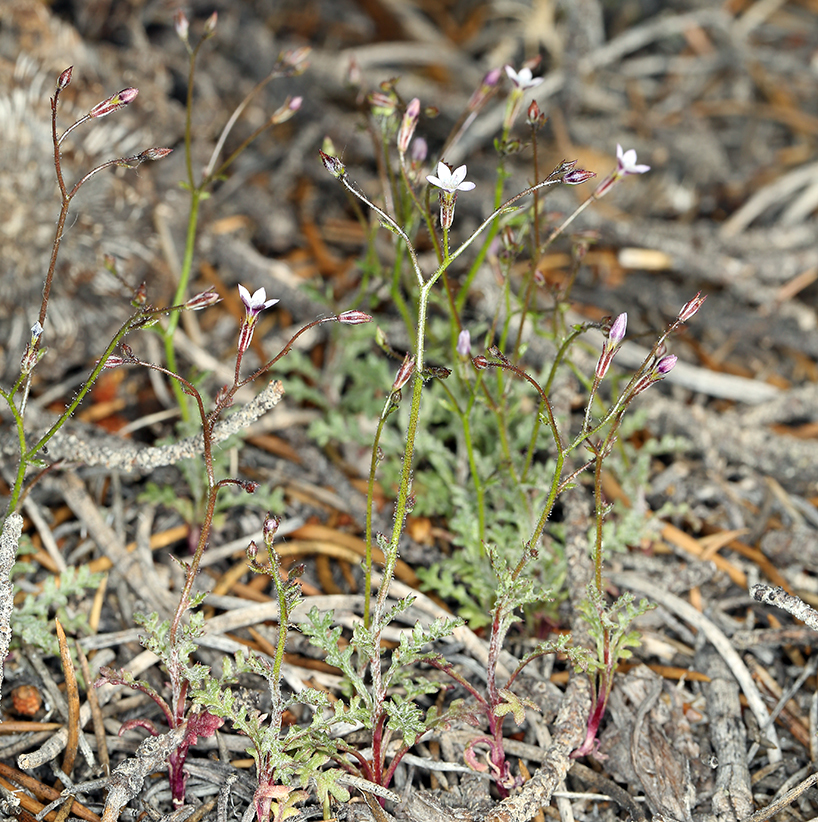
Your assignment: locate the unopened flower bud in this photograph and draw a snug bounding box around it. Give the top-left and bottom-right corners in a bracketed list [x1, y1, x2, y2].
[89, 87, 138, 119]
[101, 355, 126, 369]
[678, 292, 706, 323]
[203, 11, 218, 37]
[263, 514, 281, 545]
[426, 365, 451, 379]
[655, 354, 677, 374]
[392, 354, 415, 391]
[270, 96, 302, 125]
[174, 11, 189, 44]
[630, 354, 678, 398]
[468, 67, 502, 112]
[397, 97, 420, 155]
[184, 288, 221, 310]
[595, 313, 627, 379]
[473, 355, 489, 369]
[319, 150, 346, 179]
[20, 322, 44, 375]
[280, 46, 311, 74]
[526, 100, 542, 126]
[563, 168, 596, 185]
[57, 66, 73, 90]
[609, 313, 627, 346]
[246, 540, 259, 562]
[410, 136, 428, 163]
[132, 281, 147, 306]
[457, 329, 471, 358]
[138, 147, 173, 162]
[337, 309, 372, 325]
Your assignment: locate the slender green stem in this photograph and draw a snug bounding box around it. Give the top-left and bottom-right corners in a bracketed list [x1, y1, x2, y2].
[164, 188, 202, 421]
[521, 322, 589, 482]
[269, 555, 289, 703]
[364, 395, 396, 629]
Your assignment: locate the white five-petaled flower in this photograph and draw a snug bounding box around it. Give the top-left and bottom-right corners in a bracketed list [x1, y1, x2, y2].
[504, 65, 543, 91]
[238, 285, 279, 319]
[426, 162, 476, 193]
[616, 144, 650, 176]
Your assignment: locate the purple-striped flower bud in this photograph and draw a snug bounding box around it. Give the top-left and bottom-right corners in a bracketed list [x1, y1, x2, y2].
[563, 168, 596, 186]
[319, 150, 346, 179]
[630, 354, 677, 398]
[246, 540, 259, 562]
[655, 354, 677, 374]
[397, 97, 420, 155]
[101, 355, 126, 369]
[138, 147, 173, 162]
[392, 354, 415, 391]
[337, 309, 372, 325]
[184, 287, 221, 310]
[678, 292, 706, 323]
[473, 355, 489, 370]
[57, 66, 73, 90]
[89, 87, 138, 119]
